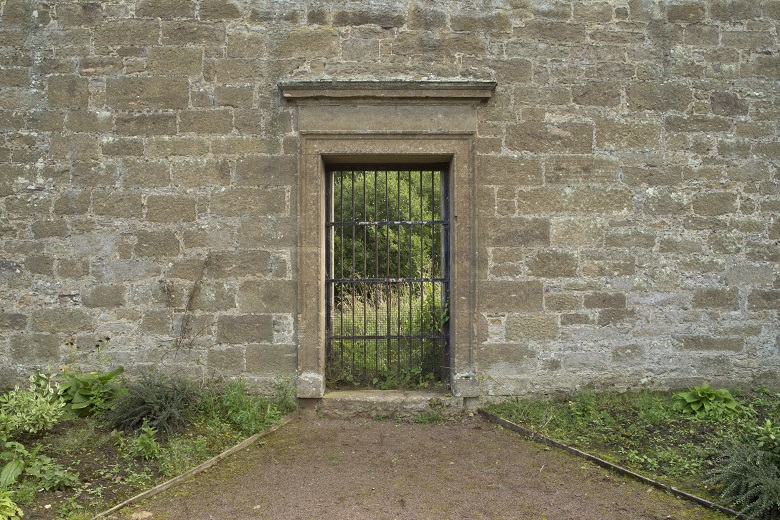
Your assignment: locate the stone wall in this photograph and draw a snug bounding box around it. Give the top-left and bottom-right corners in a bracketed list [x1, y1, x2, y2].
[0, 0, 778, 396]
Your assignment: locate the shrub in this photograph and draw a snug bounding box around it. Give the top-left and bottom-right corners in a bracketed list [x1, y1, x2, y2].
[0, 375, 64, 437]
[108, 372, 200, 435]
[672, 383, 738, 418]
[709, 441, 780, 519]
[59, 366, 125, 418]
[0, 489, 23, 520]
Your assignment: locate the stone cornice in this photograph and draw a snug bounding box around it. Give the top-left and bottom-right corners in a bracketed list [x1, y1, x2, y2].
[278, 80, 496, 102]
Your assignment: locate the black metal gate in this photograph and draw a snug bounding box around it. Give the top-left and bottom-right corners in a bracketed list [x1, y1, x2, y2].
[325, 165, 450, 389]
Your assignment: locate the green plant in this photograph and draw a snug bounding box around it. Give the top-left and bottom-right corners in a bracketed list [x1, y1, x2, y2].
[672, 383, 738, 418]
[59, 366, 124, 418]
[0, 440, 28, 489]
[708, 441, 780, 519]
[0, 376, 65, 437]
[0, 489, 23, 519]
[116, 423, 160, 461]
[748, 419, 780, 459]
[108, 372, 199, 435]
[23, 454, 78, 491]
[211, 380, 282, 436]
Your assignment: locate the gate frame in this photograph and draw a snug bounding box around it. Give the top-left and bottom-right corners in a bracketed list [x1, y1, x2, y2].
[325, 163, 452, 388]
[280, 80, 496, 399]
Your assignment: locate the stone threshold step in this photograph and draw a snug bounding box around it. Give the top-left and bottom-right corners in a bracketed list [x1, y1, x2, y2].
[306, 389, 465, 419]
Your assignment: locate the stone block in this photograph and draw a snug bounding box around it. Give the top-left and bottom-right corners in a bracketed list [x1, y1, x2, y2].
[190, 283, 237, 312]
[10, 333, 60, 363]
[506, 314, 559, 341]
[584, 292, 625, 309]
[0, 68, 28, 88]
[545, 155, 618, 184]
[207, 346, 245, 374]
[146, 137, 210, 157]
[747, 290, 780, 310]
[106, 77, 189, 110]
[237, 280, 296, 313]
[666, 3, 706, 23]
[480, 281, 543, 312]
[148, 47, 203, 76]
[481, 218, 550, 247]
[332, 8, 406, 28]
[478, 155, 542, 186]
[30, 308, 93, 333]
[217, 314, 273, 344]
[53, 190, 90, 216]
[235, 156, 296, 186]
[665, 115, 732, 133]
[56, 2, 104, 26]
[676, 335, 744, 352]
[550, 219, 604, 247]
[627, 81, 692, 111]
[94, 20, 160, 46]
[561, 313, 593, 325]
[134, 230, 180, 257]
[527, 250, 578, 278]
[506, 122, 593, 153]
[137, 0, 196, 19]
[710, 0, 760, 20]
[0, 311, 27, 330]
[517, 21, 588, 44]
[145, 195, 197, 222]
[572, 82, 621, 107]
[273, 28, 339, 59]
[25, 255, 54, 275]
[692, 192, 738, 216]
[171, 159, 230, 187]
[596, 120, 663, 150]
[246, 344, 296, 373]
[161, 21, 226, 45]
[180, 110, 233, 134]
[215, 86, 254, 108]
[66, 111, 113, 133]
[140, 311, 172, 335]
[103, 138, 145, 157]
[115, 113, 177, 136]
[82, 285, 126, 308]
[597, 308, 636, 326]
[516, 187, 632, 215]
[93, 191, 143, 218]
[611, 344, 644, 361]
[237, 217, 296, 248]
[544, 293, 582, 312]
[207, 250, 272, 278]
[51, 133, 100, 162]
[605, 230, 657, 248]
[122, 160, 170, 188]
[47, 75, 89, 109]
[692, 288, 739, 309]
[201, 0, 242, 19]
[644, 191, 689, 214]
[31, 219, 68, 238]
[450, 11, 512, 33]
[210, 188, 288, 217]
[755, 56, 780, 79]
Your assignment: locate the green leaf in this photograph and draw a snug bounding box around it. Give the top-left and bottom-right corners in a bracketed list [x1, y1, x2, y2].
[0, 459, 24, 489]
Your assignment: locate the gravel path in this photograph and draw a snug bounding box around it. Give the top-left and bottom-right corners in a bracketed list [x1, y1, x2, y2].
[111, 414, 728, 520]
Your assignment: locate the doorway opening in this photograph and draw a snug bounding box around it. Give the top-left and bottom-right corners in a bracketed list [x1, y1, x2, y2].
[325, 164, 450, 390]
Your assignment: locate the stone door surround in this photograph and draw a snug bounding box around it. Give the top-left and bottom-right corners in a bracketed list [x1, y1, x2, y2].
[279, 80, 495, 398]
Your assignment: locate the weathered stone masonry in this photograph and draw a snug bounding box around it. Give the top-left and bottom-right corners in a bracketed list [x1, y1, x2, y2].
[0, 0, 778, 397]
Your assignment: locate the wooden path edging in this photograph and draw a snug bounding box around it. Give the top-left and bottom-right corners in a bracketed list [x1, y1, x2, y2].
[92, 413, 298, 519]
[478, 409, 743, 519]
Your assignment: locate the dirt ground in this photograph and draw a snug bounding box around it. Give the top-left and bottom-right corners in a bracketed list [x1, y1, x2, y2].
[109, 414, 728, 520]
